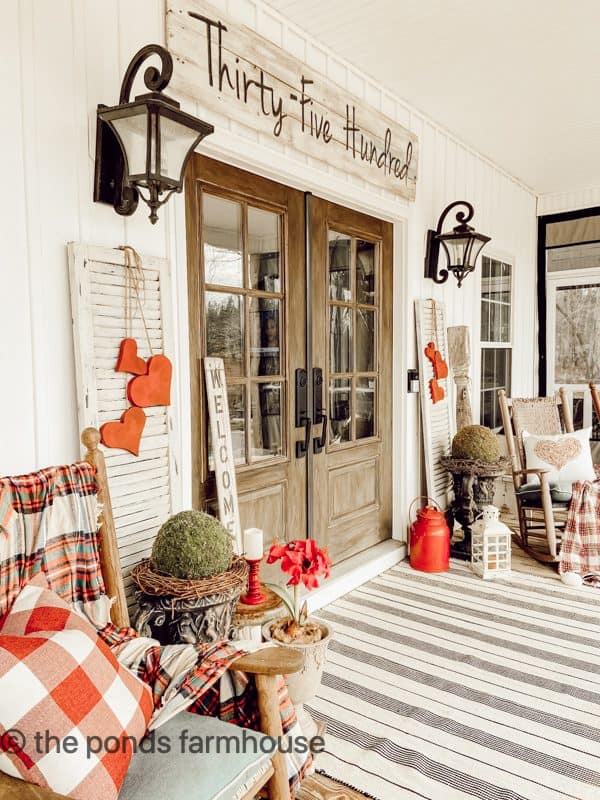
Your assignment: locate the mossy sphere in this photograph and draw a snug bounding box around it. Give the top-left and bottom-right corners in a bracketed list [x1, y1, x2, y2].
[152, 511, 233, 580]
[451, 425, 500, 463]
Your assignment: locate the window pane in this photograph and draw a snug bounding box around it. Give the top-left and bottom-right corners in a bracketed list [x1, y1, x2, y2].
[250, 298, 281, 377]
[554, 284, 600, 383]
[251, 382, 283, 459]
[329, 379, 351, 444]
[356, 240, 376, 305]
[205, 291, 244, 376]
[248, 207, 281, 292]
[356, 377, 376, 439]
[208, 384, 246, 468]
[356, 309, 375, 372]
[329, 231, 352, 301]
[481, 258, 511, 344]
[330, 306, 352, 373]
[480, 348, 511, 429]
[203, 195, 243, 288]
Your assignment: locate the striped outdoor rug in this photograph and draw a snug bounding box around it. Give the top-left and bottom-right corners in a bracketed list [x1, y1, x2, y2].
[306, 558, 600, 800]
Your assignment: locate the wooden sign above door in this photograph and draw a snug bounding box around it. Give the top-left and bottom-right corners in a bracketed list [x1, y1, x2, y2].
[166, 0, 418, 201]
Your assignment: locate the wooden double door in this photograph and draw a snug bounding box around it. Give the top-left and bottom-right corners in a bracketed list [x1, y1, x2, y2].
[186, 156, 392, 565]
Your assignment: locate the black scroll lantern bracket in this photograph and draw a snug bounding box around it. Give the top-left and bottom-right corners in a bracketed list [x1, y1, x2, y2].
[94, 44, 214, 224]
[424, 200, 491, 288]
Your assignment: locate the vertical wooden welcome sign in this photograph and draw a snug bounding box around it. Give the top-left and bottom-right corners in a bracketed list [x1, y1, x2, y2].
[204, 357, 242, 554]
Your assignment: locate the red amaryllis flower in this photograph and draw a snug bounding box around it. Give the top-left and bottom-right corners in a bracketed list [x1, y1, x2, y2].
[267, 539, 331, 590]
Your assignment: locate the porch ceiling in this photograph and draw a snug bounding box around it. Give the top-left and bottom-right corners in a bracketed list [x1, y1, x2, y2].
[266, 0, 600, 196]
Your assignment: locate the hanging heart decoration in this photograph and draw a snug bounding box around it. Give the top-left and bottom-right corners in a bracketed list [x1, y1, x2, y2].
[430, 378, 445, 404]
[424, 341, 449, 380]
[115, 338, 147, 375]
[100, 407, 146, 456]
[127, 354, 172, 408]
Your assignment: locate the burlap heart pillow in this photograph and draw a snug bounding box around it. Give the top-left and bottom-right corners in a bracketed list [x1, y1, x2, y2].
[522, 427, 595, 485]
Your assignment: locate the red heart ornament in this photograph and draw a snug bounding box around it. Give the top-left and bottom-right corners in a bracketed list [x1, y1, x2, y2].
[433, 351, 449, 379]
[127, 354, 172, 408]
[115, 338, 147, 375]
[424, 341, 437, 365]
[430, 378, 445, 404]
[100, 407, 146, 456]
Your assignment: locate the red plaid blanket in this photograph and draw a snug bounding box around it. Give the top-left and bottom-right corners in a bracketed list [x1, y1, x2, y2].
[559, 477, 600, 584]
[1, 463, 311, 791]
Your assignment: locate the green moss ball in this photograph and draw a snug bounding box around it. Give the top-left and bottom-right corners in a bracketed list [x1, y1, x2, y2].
[151, 510, 233, 580]
[451, 425, 500, 463]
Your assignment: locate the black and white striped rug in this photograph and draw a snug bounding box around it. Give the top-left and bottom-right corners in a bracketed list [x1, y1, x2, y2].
[307, 559, 600, 800]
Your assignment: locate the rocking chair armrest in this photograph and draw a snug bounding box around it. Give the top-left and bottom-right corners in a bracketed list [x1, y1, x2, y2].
[514, 468, 551, 477]
[232, 647, 303, 675]
[0, 772, 69, 800]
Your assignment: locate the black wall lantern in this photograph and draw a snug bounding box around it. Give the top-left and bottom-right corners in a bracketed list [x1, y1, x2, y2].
[94, 44, 214, 224]
[424, 201, 490, 287]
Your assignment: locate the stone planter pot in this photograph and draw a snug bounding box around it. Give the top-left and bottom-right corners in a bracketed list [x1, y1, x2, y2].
[134, 585, 243, 645]
[262, 617, 331, 739]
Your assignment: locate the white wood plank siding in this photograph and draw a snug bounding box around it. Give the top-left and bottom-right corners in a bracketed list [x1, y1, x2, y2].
[3, 0, 537, 549]
[415, 299, 453, 508]
[68, 244, 179, 612]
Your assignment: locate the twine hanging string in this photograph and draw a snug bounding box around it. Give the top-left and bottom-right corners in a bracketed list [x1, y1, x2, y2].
[118, 245, 153, 356]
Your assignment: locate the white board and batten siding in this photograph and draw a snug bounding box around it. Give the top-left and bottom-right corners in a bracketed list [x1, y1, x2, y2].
[415, 299, 454, 509]
[68, 244, 180, 613]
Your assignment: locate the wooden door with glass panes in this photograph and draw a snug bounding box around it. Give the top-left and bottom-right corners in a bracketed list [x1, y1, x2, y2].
[186, 156, 307, 555]
[309, 197, 393, 562]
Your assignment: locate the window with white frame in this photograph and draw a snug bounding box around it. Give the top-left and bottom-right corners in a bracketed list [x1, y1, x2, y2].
[480, 256, 512, 430]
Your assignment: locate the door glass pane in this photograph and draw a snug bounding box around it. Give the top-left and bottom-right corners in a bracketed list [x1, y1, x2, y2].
[205, 291, 244, 376]
[329, 231, 352, 301]
[251, 382, 283, 459]
[203, 194, 243, 287]
[250, 298, 281, 376]
[356, 240, 376, 305]
[208, 384, 246, 468]
[356, 377, 376, 439]
[555, 284, 600, 383]
[248, 207, 281, 292]
[329, 379, 351, 444]
[330, 306, 352, 373]
[356, 309, 375, 372]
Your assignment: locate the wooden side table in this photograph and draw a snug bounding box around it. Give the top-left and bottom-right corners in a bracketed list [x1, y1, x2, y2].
[233, 585, 284, 642]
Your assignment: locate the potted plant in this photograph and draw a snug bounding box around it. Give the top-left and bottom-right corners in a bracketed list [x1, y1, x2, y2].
[262, 539, 332, 736]
[132, 510, 248, 644]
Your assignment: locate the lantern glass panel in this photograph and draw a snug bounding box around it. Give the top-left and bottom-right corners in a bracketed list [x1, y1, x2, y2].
[441, 235, 471, 267]
[466, 236, 489, 268]
[157, 114, 202, 184]
[110, 109, 148, 181]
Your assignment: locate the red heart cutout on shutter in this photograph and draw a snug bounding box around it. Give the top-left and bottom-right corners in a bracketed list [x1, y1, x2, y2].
[127, 354, 172, 408]
[433, 351, 449, 379]
[430, 378, 445, 404]
[115, 338, 147, 375]
[100, 407, 146, 456]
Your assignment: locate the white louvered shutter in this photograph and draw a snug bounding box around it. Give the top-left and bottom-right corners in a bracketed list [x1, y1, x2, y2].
[68, 243, 180, 614]
[415, 299, 454, 507]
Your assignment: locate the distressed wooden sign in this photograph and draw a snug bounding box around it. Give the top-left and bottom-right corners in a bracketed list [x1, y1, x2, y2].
[166, 0, 418, 200]
[203, 356, 242, 554]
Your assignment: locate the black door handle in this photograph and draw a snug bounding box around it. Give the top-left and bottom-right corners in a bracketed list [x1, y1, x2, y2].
[296, 415, 312, 458]
[312, 367, 326, 454]
[313, 412, 327, 454]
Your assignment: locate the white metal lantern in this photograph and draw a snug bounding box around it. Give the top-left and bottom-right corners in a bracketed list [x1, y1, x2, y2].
[470, 505, 512, 579]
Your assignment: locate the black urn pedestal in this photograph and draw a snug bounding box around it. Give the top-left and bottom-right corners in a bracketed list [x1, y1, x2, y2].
[440, 457, 509, 560]
[133, 586, 243, 645]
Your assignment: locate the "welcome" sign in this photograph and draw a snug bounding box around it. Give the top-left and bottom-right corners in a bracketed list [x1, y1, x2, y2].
[167, 0, 418, 200]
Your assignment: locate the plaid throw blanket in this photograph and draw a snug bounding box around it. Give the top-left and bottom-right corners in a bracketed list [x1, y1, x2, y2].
[0, 463, 311, 792]
[559, 478, 600, 584]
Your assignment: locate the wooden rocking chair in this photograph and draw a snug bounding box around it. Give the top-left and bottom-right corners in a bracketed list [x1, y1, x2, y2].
[0, 429, 302, 800]
[590, 382, 600, 421]
[498, 389, 574, 563]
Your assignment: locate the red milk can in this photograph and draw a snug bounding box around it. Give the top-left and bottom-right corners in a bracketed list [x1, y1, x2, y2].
[409, 497, 450, 572]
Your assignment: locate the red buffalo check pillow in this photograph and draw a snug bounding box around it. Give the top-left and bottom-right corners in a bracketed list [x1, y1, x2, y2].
[0, 575, 152, 800]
